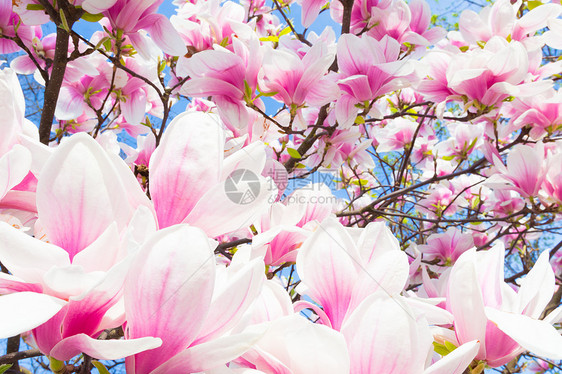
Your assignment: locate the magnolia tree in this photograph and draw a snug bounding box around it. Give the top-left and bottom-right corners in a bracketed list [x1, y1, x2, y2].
[0, 0, 561, 373]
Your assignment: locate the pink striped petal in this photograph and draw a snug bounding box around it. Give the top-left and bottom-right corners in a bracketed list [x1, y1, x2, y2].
[296, 217, 361, 330]
[149, 112, 224, 229]
[151, 327, 266, 374]
[37, 134, 135, 260]
[194, 258, 265, 344]
[124, 225, 216, 374]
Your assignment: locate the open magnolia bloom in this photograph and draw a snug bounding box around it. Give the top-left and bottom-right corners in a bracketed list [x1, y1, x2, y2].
[0, 134, 160, 360]
[295, 217, 410, 330]
[446, 243, 562, 367]
[149, 111, 277, 238]
[121, 225, 266, 374]
[341, 292, 479, 374]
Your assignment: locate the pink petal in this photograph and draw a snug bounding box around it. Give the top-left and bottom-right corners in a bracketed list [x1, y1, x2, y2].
[248, 315, 349, 374]
[300, 0, 326, 28]
[151, 326, 266, 374]
[124, 225, 216, 374]
[341, 292, 432, 374]
[194, 258, 265, 344]
[296, 217, 361, 330]
[139, 13, 187, 56]
[0, 222, 70, 283]
[149, 112, 224, 228]
[50, 333, 162, 361]
[37, 134, 135, 259]
[447, 249, 488, 358]
[486, 308, 562, 360]
[184, 175, 275, 238]
[0, 144, 31, 200]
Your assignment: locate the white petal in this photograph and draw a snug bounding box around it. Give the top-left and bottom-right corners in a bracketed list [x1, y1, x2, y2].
[0, 292, 66, 338]
[486, 307, 562, 360]
[50, 333, 162, 361]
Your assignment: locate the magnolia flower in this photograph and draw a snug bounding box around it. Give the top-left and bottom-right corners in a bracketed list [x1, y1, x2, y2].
[121, 225, 266, 374]
[446, 244, 562, 367]
[295, 217, 409, 330]
[0, 134, 158, 360]
[149, 111, 276, 237]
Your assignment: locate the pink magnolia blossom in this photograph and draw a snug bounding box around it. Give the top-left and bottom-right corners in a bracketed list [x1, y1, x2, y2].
[336, 34, 415, 128]
[490, 143, 545, 198]
[341, 292, 479, 374]
[417, 182, 463, 218]
[504, 88, 562, 139]
[260, 40, 338, 109]
[99, 0, 186, 56]
[178, 37, 263, 133]
[419, 228, 474, 265]
[0, 0, 36, 53]
[252, 184, 334, 266]
[0, 134, 159, 360]
[123, 225, 265, 374]
[446, 244, 562, 367]
[366, 0, 446, 48]
[149, 111, 275, 237]
[172, 0, 248, 52]
[458, 0, 562, 45]
[373, 117, 420, 153]
[295, 217, 409, 330]
[419, 37, 552, 108]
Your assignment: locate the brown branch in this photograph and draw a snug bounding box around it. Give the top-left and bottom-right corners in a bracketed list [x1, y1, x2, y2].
[283, 104, 330, 173]
[271, 0, 311, 46]
[340, 0, 354, 34]
[38, 1, 84, 144]
[39, 25, 70, 144]
[0, 348, 42, 365]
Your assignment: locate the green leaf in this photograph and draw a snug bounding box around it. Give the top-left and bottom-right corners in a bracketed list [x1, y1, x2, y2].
[59, 9, 70, 32]
[103, 38, 112, 51]
[287, 148, 301, 159]
[0, 365, 12, 374]
[259, 36, 279, 43]
[219, 37, 229, 47]
[279, 26, 292, 37]
[243, 80, 253, 101]
[81, 12, 104, 22]
[26, 4, 45, 10]
[91, 361, 111, 374]
[354, 116, 365, 124]
[444, 340, 457, 352]
[527, 0, 542, 10]
[260, 91, 278, 97]
[158, 60, 166, 74]
[433, 342, 449, 356]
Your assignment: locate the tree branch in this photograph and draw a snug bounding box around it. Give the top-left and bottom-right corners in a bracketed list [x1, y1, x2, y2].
[0, 349, 42, 365]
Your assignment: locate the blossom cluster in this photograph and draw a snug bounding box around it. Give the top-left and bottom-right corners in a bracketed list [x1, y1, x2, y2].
[0, 0, 561, 373]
